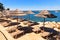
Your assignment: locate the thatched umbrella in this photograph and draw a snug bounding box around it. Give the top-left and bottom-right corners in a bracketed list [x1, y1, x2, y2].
[2, 10, 10, 18]
[35, 10, 57, 30]
[0, 11, 3, 17]
[25, 10, 34, 20]
[10, 9, 27, 26]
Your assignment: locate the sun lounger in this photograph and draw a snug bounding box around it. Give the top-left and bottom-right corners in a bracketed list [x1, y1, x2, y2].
[11, 30, 24, 39]
[1, 22, 9, 27]
[0, 19, 11, 23]
[6, 26, 17, 33]
[32, 26, 41, 34]
[4, 22, 20, 27]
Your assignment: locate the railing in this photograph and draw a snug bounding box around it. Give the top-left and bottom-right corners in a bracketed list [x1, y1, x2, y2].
[0, 30, 8, 40]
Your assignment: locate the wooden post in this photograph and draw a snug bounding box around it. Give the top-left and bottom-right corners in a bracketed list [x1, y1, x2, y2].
[41, 18, 45, 32]
[43, 18, 45, 27]
[17, 16, 18, 27]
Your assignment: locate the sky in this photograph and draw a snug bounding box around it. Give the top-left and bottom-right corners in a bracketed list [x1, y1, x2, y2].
[0, 0, 60, 10]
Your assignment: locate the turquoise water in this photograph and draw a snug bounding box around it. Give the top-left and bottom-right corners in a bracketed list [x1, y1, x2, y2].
[14, 10, 60, 22]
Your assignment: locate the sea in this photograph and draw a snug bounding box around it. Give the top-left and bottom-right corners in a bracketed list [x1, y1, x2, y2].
[14, 10, 60, 22]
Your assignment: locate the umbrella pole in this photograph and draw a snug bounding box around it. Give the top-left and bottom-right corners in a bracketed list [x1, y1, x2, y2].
[43, 18, 45, 27]
[28, 14, 30, 20]
[27, 14, 29, 20]
[41, 18, 45, 32]
[17, 16, 18, 27]
[29, 14, 30, 20]
[21, 16, 22, 19]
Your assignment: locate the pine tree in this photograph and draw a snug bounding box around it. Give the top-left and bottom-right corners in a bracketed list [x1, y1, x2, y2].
[0, 3, 5, 11]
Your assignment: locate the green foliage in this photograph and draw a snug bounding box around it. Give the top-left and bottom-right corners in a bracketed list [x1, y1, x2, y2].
[0, 3, 5, 11]
[7, 8, 10, 10]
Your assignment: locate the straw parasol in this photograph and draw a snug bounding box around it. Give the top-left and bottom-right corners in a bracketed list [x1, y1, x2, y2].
[0, 11, 3, 17]
[2, 10, 10, 18]
[35, 10, 57, 30]
[10, 9, 27, 26]
[25, 10, 34, 20]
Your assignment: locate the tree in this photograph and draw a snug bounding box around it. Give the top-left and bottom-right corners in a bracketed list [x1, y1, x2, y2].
[7, 8, 10, 10]
[0, 3, 5, 11]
